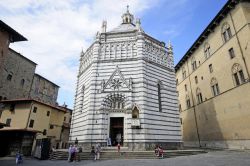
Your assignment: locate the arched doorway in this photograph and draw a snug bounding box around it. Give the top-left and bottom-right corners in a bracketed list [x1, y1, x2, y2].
[110, 117, 123, 146]
[102, 93, 127, 146]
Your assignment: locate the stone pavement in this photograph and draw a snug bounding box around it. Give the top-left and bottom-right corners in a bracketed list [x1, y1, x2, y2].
[1, 150, 250, 166]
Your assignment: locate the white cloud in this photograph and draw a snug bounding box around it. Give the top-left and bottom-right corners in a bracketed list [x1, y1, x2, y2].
[0, 0, 159, 108]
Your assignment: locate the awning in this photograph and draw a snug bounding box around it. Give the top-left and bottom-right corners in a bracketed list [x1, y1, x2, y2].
[0, 127, 42, 133]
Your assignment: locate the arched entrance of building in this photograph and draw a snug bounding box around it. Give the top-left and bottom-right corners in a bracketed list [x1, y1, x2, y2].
[110, 117, 123, 146]
[102, 93, 127, 146]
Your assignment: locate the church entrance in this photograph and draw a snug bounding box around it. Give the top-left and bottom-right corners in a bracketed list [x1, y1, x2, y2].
[110, 117, 123, 146]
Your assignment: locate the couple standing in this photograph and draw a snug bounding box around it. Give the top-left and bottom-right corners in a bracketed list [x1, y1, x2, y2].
[68, 138, 81, 162]
[91, 142, 101, 160]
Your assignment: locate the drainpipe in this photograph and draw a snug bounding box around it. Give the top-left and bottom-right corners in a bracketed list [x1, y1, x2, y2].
[26, 101, 33, 129]
[26, 101, 34, 155]
[186, 62, 201, 147]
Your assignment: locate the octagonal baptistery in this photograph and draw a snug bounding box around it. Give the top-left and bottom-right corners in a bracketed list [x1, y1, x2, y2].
[70, 8, 182, 150]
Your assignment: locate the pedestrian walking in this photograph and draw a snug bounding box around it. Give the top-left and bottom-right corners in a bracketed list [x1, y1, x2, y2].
[68, 145, 72, 162]
[154, 145, 159, 157]
[69, 145, 76, 162]
[77, 146, 82, 161]
[73, 145, 78, 162]
[158, 146, 164, 159]
[91, 146, 95, 160]
[116, 133, 121, 145]
[95, 143, 101, 160]
[117, 143, 121, 153]
[106, 137, 111, 147]
[15, 151, 22, 164]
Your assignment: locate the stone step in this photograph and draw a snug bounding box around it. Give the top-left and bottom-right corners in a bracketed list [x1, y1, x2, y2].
[101, 146, 129, 151]
[50, 149, 206, 160]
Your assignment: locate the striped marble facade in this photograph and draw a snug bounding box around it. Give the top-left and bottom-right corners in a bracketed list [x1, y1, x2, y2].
[70, 9, 181, 150]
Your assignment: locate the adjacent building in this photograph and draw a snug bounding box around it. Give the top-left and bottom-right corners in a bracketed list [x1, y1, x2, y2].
[29, 74, 59, 106]
[0, 20, 72, 156]
[0, 20, 31, 101]
[0, 99, 67, 156]
[176, 0, 250, 149]
[0, 20, 59, 106]
[0, 48, 37, 100]
[0, 20, 27, 73]
[70, 8, 181, 150]
[58, 104, 72, 149]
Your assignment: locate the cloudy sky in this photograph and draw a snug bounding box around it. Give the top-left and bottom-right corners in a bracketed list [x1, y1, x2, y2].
[0, 0, 227, 108]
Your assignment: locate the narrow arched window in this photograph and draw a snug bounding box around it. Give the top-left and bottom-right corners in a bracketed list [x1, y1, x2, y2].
[20, 79, 25, 87]
[196, 88, 203, 104]
[79, 85, 85, 111]
[191, 57, 197, 71]
[157, 82, 162, 112]
[182, 67, 186, 79]
[186, 95, 191, 109]
[221, 22, 232, 42]
[211, 77, 220, 96]
[204, 42, 211, 59]
[179, 104, 182, 112]
[232, 63, 245, 86]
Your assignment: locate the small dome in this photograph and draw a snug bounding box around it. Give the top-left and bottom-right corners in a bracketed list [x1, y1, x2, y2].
[122, 5, 134, 24]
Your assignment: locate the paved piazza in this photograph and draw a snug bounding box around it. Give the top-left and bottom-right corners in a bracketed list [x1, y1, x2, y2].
[1, 151, 250, 166]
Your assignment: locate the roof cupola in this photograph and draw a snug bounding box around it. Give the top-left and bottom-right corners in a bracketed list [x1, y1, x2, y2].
[122, 5, 134, 24]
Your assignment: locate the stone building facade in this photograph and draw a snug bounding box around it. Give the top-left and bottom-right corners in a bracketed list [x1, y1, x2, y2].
[0, 20, 27, 77]
[0, 20, 71, 156]
[0, 20, 59, 106]
[0, 48, 36, 100]
[0, 20, 30, 101]
[70, 8, 181, 150]
[176, 0, 250, 149]
[29, 74, 59, 105]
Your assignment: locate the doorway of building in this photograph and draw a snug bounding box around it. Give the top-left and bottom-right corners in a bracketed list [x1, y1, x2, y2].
[110, 117, 123, 146]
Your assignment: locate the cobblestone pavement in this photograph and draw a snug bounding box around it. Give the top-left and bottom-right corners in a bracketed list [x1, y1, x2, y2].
[1, 150, 250, 166]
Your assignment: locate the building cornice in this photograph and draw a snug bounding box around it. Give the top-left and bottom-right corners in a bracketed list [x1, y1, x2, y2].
[34, 73, 60, 88]
[175, 0, 241, 71]
[0, 20, 27, 42]
[9, 48, 37, 65]
[0, 98, 66, 113]
[78, 57, 174, 77]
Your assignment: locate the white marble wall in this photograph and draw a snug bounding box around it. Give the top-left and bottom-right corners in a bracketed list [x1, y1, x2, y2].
[70, 29, 181, 147]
